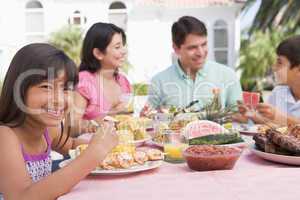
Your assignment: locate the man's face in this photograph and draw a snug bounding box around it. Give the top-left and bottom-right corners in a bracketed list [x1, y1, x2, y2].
[174, 34, 208, 72]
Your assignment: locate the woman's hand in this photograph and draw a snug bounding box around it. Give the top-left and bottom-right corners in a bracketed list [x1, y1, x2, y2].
[110, 101, 128, 114]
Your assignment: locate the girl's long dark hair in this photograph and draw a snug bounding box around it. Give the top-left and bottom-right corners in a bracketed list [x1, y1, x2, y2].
[79, 22, 126, 73]
[0, 43, 78, 147]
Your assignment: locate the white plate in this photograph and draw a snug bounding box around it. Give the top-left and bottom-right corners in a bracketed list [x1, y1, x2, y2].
[233, 123, 260, 136]
[59, 159, 163, 175]
[151, 113, 173, 122]
[130, 136, 152, 147]
[221, 141, 248, 148]
[250, 144, 300, 165]
[150, 140, 164, 148]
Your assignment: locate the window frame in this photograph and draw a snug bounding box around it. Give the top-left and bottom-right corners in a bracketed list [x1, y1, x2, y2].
[25, 0, 45, 41]
[108, 1, 127, 31]
[69, 10, 87, 26]
[213, 19, 229, 65]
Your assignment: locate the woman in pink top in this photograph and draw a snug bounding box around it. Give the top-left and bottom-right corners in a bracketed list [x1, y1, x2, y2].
[72, 22, 131, 134]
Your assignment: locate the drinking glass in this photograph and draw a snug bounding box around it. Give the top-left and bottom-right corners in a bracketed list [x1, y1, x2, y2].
[242, 91, 260, 117]
[163, 130, 189, 163]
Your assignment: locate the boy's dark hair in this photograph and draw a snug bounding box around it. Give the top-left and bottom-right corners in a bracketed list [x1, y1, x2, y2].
[79, 22, 126, 73]
[277, 35, 300, 68]
[172, 16, 207, 48]
[0, 43, 78, 147]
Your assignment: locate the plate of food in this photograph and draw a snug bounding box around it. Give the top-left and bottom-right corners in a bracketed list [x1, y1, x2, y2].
[250, 145, 300, 165]
[184, 120, 246, 147]
[251, 125, 300, 165]
[59, 159, 163, 175]
[115, 116, 154, 146]
[233, 122, 268, 136]
[79, 129, 152, 147]
[151, 120, 247, 148]
[64, 145, 164, 175]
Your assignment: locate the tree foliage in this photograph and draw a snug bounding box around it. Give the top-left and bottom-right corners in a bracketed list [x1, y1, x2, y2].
[244, 0, 300, 35]
[239, 1, 300, 91]
[48, 25, 83, 65]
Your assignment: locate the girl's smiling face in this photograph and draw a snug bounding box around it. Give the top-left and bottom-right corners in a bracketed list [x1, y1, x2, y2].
[24, 71, 70, 127]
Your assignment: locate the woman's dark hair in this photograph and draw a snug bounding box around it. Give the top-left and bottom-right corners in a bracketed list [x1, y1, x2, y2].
[0, 43, 78, 147]
[79, 22, 126, 73]
[172, 16, 207, 48]
[277, 35, 300, 68]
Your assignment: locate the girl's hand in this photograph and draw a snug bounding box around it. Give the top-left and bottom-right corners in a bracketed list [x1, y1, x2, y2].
[81, 120, 99, 133]
[89, 121, 118, 160]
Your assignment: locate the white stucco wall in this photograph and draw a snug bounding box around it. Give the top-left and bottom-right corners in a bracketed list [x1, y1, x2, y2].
[126, 4, 243, 83]
[0, 0, 243, 83]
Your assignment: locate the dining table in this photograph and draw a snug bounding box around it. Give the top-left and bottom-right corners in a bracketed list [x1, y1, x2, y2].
[58, 138, 300, 200]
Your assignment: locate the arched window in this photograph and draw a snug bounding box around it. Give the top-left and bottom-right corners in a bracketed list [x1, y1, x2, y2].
[108, 1, 127, 31]
[69, 10, 87, 25]
[109, 1, 126, 9]
[26, 0, 43, 8]
[213, 20, 228, 65]
[25, 0, 45, 42]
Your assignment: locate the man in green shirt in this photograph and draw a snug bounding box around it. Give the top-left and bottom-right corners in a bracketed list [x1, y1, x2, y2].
[142, 16, 242, 113]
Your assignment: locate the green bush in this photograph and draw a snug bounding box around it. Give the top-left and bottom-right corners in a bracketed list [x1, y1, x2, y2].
[49, 25, 83, 65]
[132, 83, 148, 96]
[238, 23, 300, 91]
[238, 30, 279, 91]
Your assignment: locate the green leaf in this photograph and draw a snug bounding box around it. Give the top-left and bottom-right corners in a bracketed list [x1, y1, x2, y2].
[48, 25, 83, 65]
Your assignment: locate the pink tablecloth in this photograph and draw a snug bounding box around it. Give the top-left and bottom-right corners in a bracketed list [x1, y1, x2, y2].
[58, 149, 300, 200]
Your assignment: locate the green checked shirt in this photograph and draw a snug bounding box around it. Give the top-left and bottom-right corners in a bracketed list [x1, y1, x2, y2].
[147, 60, 242, 110]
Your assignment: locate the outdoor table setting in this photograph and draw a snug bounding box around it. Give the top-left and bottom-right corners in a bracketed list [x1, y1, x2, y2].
[58, 101, 300, 200]
[58, 137, 300, 200]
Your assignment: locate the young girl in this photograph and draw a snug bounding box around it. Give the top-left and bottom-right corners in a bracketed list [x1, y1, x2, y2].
[0, 43, 118, 200]
[72, 22, 131, 134]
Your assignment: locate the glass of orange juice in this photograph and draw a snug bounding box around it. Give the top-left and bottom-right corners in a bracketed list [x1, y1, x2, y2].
[163, 130, 189, 163]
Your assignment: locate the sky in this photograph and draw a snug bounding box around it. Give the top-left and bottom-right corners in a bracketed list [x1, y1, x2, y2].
[240, 0, 261, 31]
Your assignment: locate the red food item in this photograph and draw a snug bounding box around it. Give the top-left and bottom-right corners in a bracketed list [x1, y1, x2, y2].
[242, 91, 260, 108]
[183, 145, 242, 171]
[183, 120, 228, 139]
